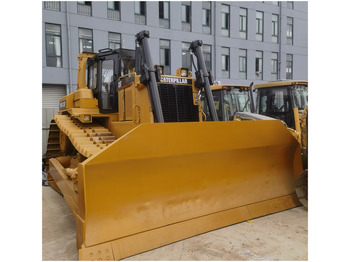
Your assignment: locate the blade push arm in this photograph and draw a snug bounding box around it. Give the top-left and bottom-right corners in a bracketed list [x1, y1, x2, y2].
[135, 31, 164, 123]
[190, 40, 218, 121]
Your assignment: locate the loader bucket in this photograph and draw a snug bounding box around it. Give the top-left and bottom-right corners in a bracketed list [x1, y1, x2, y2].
[58, 120, 302, 260]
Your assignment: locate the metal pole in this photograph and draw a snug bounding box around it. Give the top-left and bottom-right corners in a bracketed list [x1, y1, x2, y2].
[66, 2, 73, 94]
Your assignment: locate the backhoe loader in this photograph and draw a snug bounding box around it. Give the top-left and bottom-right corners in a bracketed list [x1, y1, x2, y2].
[254, 81, 308, 207]
[44, 31, 303, 260]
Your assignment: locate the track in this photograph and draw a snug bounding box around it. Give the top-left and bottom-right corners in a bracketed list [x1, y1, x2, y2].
[44, 114, 116, 193]
[53, 115, 116, 158]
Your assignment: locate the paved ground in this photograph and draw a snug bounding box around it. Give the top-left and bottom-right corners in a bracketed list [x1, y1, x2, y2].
[42, 186, 308, 261]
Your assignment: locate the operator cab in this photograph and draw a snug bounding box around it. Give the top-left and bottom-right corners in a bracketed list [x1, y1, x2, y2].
[255, 81, 308, 129]
[202, 85, 251, 121]
[87, 48, 135, 113]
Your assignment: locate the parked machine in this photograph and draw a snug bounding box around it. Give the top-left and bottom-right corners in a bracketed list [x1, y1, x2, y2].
[201, 84, 252, 121]
[201, 83, 277, 122]
[44, 32, 303, 260]
[254, 81, 308, 207]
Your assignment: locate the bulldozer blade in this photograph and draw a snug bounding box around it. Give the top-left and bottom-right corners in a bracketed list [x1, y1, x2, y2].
[54, 120, 302, 260]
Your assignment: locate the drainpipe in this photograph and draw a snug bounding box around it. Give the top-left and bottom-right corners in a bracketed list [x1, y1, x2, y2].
[213, 1, 217, 79]
[278, 2, 282, 80]
[66, 2, 73, 94]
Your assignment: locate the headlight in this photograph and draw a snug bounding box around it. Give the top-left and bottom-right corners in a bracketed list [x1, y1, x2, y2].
[83, 115, 91, 122]
[180, 68, 189, 77]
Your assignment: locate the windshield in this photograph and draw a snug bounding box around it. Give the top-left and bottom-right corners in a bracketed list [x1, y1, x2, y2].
[88, 62, 98, 91]
[257, 86, 294, 128]
[229, 89, 251, 112]
[202, 88, 251, 121]
[292, 85, 308, 110]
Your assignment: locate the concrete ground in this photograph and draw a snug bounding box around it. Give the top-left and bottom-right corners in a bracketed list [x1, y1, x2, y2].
[42, 186, 308, 261]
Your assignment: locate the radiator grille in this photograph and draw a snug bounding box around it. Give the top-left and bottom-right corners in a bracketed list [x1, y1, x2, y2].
[158, 84, 199, 123]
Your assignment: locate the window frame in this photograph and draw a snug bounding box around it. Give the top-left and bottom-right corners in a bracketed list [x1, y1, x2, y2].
[159, 1, 170, 29]
[271, 52, 278, 80]
[107, 1, 119, 10]
[78, 27, 93, 53]
[272, 14, 279, 43]
[287, 16, 294, 45]
[239, 8, 247, 39]
[286, 54, 293, 79]
[108, 32, 121, 50]
[77, 1, 92, 16]
[255, 51, 263, 80]
[135, 1, 146, 24]
[221, 4, 230, 37]
[256, 11, 264, 41]
[239, 49, 247, 79]
[182, 42, 191, 69]
[160, 39, 171, 75]
[203, 44, 212, 71]
[45, 23, 62, 68]
[44, 1, 61, 11]
[181, 2, 192, 31]
[221, 47, 230, 78]
[202, 2, 211, 34]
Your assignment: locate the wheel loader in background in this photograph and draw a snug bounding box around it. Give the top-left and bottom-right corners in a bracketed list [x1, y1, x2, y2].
[44, 31, 303, 260]
[254, 81, 308, 207]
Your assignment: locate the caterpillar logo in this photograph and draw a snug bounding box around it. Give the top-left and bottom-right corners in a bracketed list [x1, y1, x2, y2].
[160, 76, 192, 85]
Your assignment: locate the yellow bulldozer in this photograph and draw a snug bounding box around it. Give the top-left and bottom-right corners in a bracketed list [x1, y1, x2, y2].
[44, 31, 303, 260]
[201, 84, 253, 121]
[254, 81, 308, 207]
[201, 83, 277, 122]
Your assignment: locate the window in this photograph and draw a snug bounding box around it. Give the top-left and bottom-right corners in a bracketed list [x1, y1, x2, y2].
[159, 2, 170, 29]
[182, 2, 191, 32]
[160, 39, 171, 75]
[272, 14, 279, 43]
[221, 47, 230, 79]
[203, 44, 212, 71]
[107, 1, 120, 20]
[239, 49, 247, 79]
[271, 52, 278, 80]
[77, 1, 92, 16]
[287, 1, 294, 9]
[255, 51, 263, 80]
[79, 28, 93, 53]
[239, 8, 247, 39]
[108, 32, 121, 49]
[44, 1, 60, 11]
[256, 11, 264, 41]
[221, 4, 230, 37]
[182, 42, 191, 69]
[135, 1, 146, 24]
[271, 1, 279, 6]
[45, 23, 62, 67]
[287, 17, 293, 45]
[202, 2, 211, 34]
[286, 54, 293, 79]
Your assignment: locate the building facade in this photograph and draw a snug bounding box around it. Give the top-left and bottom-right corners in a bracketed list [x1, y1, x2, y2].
[42, 1, 308, 153]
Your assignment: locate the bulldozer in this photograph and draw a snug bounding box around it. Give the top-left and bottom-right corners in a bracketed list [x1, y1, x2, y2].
[44, 31, 303, 260]
[201, 84, 253, 121]
[254, 81, 308, 207]
[201, 83, 276, 122]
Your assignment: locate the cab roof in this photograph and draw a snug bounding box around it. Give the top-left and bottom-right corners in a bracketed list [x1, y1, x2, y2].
[211, 84, 250, 91]
[254, 80, 308, 89]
